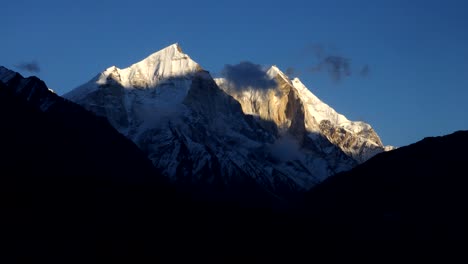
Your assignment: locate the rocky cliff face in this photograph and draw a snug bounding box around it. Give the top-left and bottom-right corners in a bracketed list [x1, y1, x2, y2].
[318, 118, 387, 163]
[216, 66, 393, 164]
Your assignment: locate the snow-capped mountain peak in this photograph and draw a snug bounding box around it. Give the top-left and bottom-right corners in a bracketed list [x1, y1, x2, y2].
[267, 65, 289, 81]
[117, 43, 203, 86]
[64, 44, 390, 204]
[65, 43, 204, 102]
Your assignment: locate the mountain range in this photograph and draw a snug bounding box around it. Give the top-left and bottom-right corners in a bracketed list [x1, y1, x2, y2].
[1, 43, 467, 261]
[63, 43, 392, 204]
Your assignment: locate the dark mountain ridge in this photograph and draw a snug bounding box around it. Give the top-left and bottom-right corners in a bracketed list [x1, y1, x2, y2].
[304, 130, 468, 250]
[0, 69, 183, 261]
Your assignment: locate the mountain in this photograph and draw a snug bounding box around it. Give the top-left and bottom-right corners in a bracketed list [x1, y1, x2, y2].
[304, 130, 468, 246]
[64, 43, 390, 203]
[216, 65, 393, 163]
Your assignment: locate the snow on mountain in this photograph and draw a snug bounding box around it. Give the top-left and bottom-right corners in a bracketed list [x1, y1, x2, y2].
[64, 44, 358, 202]
[216, 65, 393, 163]
[289, 74, 394, 162]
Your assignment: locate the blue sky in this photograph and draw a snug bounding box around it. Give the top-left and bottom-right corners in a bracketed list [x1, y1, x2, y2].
[3, 0, 468, 147]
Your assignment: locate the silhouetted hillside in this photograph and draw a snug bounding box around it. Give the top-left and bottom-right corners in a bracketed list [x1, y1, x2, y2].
[0, 75, 186, 262]
[305, 130, 468, 256]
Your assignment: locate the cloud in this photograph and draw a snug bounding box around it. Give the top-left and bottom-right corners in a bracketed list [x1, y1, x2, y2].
[306, 44, 352, 82]
[307, 43, 327, 59]
[16, 61, 40, 73]
[285, 67, 298, 77]
[221, 61, 277, 90]
[359, 64, 371, 77]
[305, 43, 372, 82]
[311, 55, 351, 82]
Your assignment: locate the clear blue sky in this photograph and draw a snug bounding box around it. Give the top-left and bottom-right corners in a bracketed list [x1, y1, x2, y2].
[3, 0, 468, 147]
